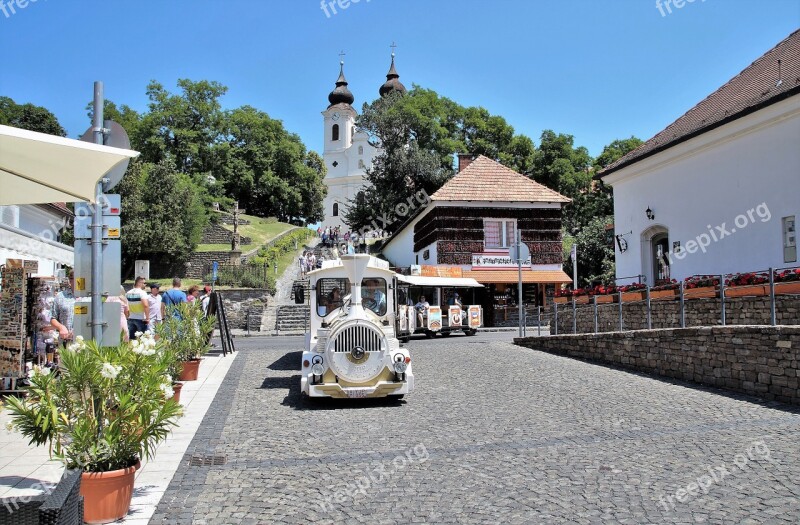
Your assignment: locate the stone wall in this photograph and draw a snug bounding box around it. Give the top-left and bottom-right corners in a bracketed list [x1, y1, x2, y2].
[551, 295, 800, 334]
[184, 251, 241, 279]
[515, 325, 800, 405]
[201, 223, 251, 245]
[217, 289, 268, 332]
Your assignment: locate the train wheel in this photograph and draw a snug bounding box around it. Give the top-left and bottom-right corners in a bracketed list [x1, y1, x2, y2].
[389, 394, 405, 400]
[425, 330, 434, 339]
[441, 331, 452, 337]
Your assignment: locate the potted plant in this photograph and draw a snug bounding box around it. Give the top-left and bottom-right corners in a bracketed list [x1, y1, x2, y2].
[158, 303, 215, 382]
[619, 282, 647, 302]
[5, 333, 182, 524]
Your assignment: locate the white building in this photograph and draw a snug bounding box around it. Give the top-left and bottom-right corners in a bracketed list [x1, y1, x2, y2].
[600, 29, 799, 285]
[320, 56, 406, 230]
[0, 203, 73, 276]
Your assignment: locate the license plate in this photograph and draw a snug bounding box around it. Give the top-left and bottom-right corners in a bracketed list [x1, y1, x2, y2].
[344, 387, 373, 398]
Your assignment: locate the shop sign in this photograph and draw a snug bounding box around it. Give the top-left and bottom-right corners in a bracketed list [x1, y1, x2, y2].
[472, 253, 531, 268]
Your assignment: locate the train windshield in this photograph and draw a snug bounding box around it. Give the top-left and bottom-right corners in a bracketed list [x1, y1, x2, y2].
[316, 278, 350, 317]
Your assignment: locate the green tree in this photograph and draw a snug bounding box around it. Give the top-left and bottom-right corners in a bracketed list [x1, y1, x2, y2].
[0, 96, 66, 136]
[116, 159, 207, 276]
[573, 216, 615, 287]
[346, 88, 537, 233]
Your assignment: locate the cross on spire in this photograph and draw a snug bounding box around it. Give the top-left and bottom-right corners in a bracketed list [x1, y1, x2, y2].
[390, 41, 397, 57]
[338, 50, 346, 65]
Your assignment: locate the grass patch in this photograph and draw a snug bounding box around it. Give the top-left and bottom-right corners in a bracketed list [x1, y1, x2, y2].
[217, 214, 295, 246]
[195, 243, 232, 252]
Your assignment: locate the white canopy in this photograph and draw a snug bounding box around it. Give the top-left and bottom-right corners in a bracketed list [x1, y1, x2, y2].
[396, 274, 484, 288]
[0, 125, 139, 205]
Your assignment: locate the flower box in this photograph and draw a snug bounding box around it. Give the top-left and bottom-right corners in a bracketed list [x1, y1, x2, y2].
[650, 289, 679, 301]
[552, 297, 568, 305]
[622, 291, 645, 303]
[683, 286, 717, 299]
[724, 281, 800, 298]
[776, 281, 800, 295]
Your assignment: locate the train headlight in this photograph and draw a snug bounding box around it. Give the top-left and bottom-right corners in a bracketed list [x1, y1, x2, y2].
[393, 361, 408, 374]
[311, 363, 325, 376]
[311, 355, 323, 365]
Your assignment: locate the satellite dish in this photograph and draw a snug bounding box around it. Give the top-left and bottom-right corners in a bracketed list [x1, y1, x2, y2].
[80, 120, 131, 191]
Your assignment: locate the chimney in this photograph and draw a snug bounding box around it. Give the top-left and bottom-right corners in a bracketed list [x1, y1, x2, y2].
[457, 153, 475, 173]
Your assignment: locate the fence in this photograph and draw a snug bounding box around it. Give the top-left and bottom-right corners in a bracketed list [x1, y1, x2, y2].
[520, 266, 800, 336]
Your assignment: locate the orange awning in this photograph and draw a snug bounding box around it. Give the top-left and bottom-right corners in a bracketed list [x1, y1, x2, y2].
[463, 269, 572, 284]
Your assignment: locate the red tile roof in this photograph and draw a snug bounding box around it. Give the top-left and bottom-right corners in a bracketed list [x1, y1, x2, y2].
[431, 155, 570, 203]
[600, 29, 800, 178]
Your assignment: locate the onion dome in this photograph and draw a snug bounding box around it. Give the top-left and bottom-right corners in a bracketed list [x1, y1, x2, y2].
[379, 53, 407, 97]
[328, 61, 355, 107]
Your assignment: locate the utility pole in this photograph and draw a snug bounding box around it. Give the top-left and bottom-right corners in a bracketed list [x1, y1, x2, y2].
[91, 82, 104, 342]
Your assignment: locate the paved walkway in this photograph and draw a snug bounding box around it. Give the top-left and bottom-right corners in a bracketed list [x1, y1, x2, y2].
[0, 348, 238, 523]
[149, 334, 800, 524]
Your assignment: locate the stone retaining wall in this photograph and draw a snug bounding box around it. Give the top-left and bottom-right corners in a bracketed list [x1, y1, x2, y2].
[201, 223, 251, 245]
[184, 251, 240, 279]
[515, 325, 800, 405]
[552, 295, 800, 334]
[217, 289, 268, 332]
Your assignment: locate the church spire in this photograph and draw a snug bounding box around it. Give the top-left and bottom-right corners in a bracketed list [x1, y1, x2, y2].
[328, 53, 355, 108]
[379, 43, 407, 97]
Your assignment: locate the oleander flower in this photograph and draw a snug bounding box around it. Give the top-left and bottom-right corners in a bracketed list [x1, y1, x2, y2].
[100, 363, 122, 380]
[161, 383, 174, 399]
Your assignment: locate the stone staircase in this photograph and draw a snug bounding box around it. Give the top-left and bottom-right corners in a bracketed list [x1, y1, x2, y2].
[274, 303, 310, 334]
[261, 238, 341, 335]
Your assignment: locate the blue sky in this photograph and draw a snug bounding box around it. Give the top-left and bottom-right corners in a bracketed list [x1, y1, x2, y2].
[1, 0, 798, 157]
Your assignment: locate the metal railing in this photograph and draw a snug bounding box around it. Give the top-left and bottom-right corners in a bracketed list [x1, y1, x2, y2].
[521, 266, 800, 336]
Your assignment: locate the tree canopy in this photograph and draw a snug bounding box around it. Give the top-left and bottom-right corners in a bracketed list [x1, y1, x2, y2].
[0, 96, 66, 136]
[94, 79, 327, 225]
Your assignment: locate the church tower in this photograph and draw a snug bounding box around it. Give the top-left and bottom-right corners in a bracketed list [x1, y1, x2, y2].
[321, 58, 376, 231]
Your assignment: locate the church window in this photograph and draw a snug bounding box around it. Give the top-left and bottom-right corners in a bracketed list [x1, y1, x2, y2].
[333, 203, 339, 217]
[332, 124, 340, 141]
[358, 159, 365, 169]
[358, 145, 363, 155]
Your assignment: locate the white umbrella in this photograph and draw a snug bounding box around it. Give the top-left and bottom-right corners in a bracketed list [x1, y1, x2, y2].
[0, 124, 139, 205]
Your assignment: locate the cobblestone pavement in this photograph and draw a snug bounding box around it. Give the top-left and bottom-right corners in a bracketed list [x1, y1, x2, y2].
[150, 334, 800, 524]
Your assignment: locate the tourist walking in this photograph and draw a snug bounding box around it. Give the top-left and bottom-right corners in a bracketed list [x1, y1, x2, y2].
[126, 276, 150, 339]
[162, 278, 188, 319]
[50, 270, 76, 347]
[148, 283, 163, 332]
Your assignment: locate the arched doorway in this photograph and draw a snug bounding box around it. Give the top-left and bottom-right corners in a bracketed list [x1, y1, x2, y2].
[641, 226, 669, 286]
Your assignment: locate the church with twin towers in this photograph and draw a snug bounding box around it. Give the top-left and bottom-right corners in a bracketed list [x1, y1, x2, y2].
[320, 51, 407, 231]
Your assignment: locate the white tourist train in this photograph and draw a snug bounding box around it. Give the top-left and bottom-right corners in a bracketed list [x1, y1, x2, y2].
[298, 254, 414, 399]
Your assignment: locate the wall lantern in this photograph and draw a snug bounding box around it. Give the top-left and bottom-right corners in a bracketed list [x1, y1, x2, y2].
[645, 207, 655, 221]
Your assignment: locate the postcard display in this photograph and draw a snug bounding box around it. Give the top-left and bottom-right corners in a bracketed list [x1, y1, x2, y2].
[0, 260, 38, 391]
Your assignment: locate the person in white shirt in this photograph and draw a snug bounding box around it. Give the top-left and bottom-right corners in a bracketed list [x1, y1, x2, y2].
[414, 295, 430, 327]
[125, 276, 150, 340]
[147, 283, 163, 332]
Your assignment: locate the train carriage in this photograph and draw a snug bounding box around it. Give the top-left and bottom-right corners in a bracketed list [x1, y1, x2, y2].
[298, 254, 414, 399]
[395, 274, 484, 341]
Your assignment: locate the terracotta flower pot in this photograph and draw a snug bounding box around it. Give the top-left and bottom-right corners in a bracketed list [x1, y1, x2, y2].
[594, 295, 615, 304]
[172, 382, 183, 403]
[81, 463, 137, 524]
[179, 359, 201, 381]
